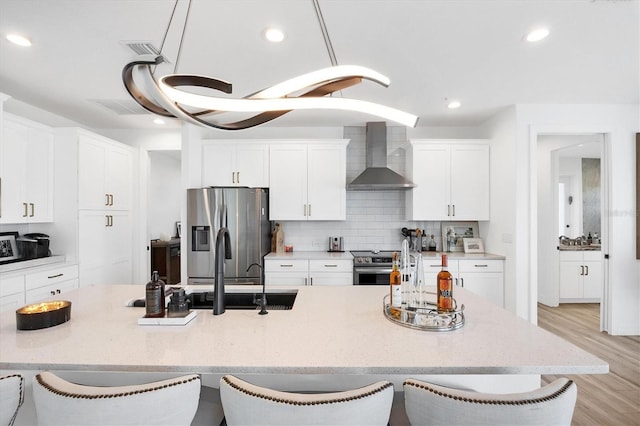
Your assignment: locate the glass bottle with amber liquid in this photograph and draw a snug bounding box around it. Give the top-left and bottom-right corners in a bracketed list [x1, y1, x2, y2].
[145, 270, 165, 318]
[389, 252, 401, 318]
[437, 254, 454, 313]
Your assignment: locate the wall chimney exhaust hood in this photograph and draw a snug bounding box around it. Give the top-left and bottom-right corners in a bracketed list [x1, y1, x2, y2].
[347, 122, 416, 191]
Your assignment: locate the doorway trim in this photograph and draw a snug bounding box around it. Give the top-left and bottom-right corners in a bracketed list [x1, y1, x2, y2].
[530, 125, 611, 333]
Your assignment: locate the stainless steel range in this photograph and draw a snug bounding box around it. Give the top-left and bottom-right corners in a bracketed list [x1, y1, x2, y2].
[351, 250, 396, 285]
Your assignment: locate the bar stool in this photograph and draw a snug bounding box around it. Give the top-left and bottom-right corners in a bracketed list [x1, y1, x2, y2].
[0, 374, 24, 426]
[32, 371, 201, 426]
[403, 377, 577, 426]
[220, 375, 394, 425]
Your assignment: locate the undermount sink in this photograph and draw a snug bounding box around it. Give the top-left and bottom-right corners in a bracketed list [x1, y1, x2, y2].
[187, 291, 297, 311]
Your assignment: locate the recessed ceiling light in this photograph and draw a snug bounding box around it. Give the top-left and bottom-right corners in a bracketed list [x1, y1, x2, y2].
[153, 118, 165, 125]
[447, 100, 461, 109]
[526, 27, 549, 42]
[264, 28, 285, 43]
[6, 33, 32, 47]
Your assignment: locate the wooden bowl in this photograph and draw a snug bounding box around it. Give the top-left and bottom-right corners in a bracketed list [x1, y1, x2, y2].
[16, 300, 71, 330]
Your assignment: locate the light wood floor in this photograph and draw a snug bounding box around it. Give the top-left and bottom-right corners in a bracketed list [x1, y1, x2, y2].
[538, 303, 640, 426]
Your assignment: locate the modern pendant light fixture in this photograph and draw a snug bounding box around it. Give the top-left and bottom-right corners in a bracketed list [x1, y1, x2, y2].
[122, 0, 418, 130]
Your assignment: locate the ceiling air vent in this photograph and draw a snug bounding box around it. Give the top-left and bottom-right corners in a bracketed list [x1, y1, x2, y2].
[122, 41, 161, 56]
[89, 98, 147, 115]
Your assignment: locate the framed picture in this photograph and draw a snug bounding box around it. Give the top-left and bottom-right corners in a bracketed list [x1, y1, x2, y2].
[463, 237, 485, 253]
[441, 221, 479, 253]
[0, 232, 20, 262]
[176, 221, 182, 238]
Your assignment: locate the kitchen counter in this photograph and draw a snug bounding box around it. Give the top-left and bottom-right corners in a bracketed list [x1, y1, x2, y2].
[0, 284, 606, 377]
[265, 250, 353, 260]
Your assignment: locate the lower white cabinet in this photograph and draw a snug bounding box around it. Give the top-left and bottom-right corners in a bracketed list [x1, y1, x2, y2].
[265, 258, 353, 286]
[0, 263, 78, 312]
[423, 257, 504, 307]
[559, 250, 602, 302]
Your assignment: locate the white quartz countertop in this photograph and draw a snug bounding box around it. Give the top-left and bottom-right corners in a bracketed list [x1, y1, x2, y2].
[265, 251, 353, 260]
[0, 284, 606, 376]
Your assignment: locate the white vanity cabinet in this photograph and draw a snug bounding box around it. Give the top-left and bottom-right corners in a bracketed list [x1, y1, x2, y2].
[264, 253, 353, 286]
[407, 141, 490, 221]
[0, 113, 54, 223]
[559, 250, 602, 302]
[269, 141, 347, 221]
[422, 256, 504, 307]
[0, 262, 78, 312]
[201, 141, 269, 187]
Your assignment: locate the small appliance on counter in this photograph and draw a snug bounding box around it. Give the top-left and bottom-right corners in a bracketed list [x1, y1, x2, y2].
[329, 236, 344, 252]
[17, 233, 51, 260]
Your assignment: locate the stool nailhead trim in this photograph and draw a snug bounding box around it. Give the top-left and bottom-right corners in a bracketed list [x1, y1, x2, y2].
[222, 376, 393, 406]
[403, 379, 574, 406]
[1, 374, 24, 426]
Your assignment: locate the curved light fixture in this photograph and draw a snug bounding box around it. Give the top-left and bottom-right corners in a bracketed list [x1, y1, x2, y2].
[123, 57, 418, 130]
[121, 0, 418, 130]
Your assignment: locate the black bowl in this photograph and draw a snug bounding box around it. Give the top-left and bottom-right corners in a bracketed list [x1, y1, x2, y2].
[16, 300, 71, 330]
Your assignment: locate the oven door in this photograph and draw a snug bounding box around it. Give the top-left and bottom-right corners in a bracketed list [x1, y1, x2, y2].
[353, 267, 392, 285]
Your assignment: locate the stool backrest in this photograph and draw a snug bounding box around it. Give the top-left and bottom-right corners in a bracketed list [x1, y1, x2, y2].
[220, 375, 394, 426]
[404, 377, 577, 426]
[0, 374, 24, 426]
[32, 372, 201, 426]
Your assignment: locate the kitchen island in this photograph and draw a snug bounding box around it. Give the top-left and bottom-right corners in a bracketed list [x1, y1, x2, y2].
[1, 284, 606, 422]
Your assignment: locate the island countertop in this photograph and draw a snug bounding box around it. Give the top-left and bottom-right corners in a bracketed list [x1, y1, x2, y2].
[0, 284, 607, 376]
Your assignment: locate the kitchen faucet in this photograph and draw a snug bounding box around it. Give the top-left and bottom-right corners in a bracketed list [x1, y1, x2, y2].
[247, 263, 267, 315]
[213, 227, 231, 315]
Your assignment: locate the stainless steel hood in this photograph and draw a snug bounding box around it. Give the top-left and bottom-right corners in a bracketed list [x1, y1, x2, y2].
[347, 122, 416, 191]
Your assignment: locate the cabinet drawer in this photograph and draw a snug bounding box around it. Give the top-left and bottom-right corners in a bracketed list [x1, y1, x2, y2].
[559, 251, 583, 262]
[264, 259, 308, 272]
[0, 292, 25, 313]
[458, 259, 503, 273]
[25, 278, 78, 304]
[0, 275, 25, 297]
[422, 258, 450, 273]
[309, 259, 352, 273]
[25, 264, 79, 290]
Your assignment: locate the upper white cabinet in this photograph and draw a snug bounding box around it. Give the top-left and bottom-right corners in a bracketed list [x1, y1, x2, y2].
[78, 132, 132, 210]
[407, 141, 490, 221]
[269, 140, 347, 221]
[0, 114, 54, 223]
[201, 141, 269, 187]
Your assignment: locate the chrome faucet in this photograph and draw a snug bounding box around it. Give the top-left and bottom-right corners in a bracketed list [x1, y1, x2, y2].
[213, 227, 231, 315]
[247, 263, 267, 315]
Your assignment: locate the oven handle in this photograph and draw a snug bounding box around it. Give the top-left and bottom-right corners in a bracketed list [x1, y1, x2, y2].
[354, 267, 393, 274]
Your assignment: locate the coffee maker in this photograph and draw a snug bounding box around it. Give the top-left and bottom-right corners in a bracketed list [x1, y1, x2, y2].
[328, 236, 344, 252]
[17, 233, 51, 260]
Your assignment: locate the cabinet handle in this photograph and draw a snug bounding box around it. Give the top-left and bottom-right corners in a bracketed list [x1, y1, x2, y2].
[460, 277, 464, 287]
[452, 204, 456, 217]
[474, 264, 488, 268]
[454, 277, 459, 286]
[109, 194, 114, 206]
[105, 194, 110, 206]
[324, 264, 338, 267]
[236, 171, 240, 183]
[308, 204, 311, 217]
[48, 273, 63, 279]
[310, 277, 313, 286]
[29, 203, 35, 217]
[447, 205, 451, 216]
[304, 278, 308, 286]
[303, 205, 307, 216]
[232, 172, 235, 184]
[585, 265, 589, 276]
[580, 265, 584, 276]
[50, 290, 56, 296]
[279, 264, 293, 268]
[23, 202, 28, 217]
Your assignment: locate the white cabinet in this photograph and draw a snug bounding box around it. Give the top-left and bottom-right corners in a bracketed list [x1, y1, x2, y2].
[269, 141, 347, 221]
[54, 128, 134, 287]
[407, 141, 490, 221]
[265, 258, 353, 286]
[201, 141, 269, 187]
[0, 114, 54, 223]
[25, 264, 79, 304]
[559, 250, 602, 302]
[78, 132, 132, 210]
[78, 210, 132, 286]
[422, 257, 504, 307]
[0, 263, 78, 312]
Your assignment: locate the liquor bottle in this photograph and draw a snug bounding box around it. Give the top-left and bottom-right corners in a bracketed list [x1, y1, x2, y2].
[437, 254, 454, 313]
[429, 234, 437, 251]
[389, 252, 401, 318]
[145, 270, 165, 318]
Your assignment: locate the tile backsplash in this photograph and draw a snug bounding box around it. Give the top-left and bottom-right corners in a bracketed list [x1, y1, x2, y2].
[278, 126, 442, 252]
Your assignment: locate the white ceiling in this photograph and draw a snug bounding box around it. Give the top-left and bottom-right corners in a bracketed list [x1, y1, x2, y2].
[0, 0, 638, 131]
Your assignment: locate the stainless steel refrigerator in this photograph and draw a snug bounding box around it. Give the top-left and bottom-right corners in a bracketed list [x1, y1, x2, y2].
[187, 188, 270, 285]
